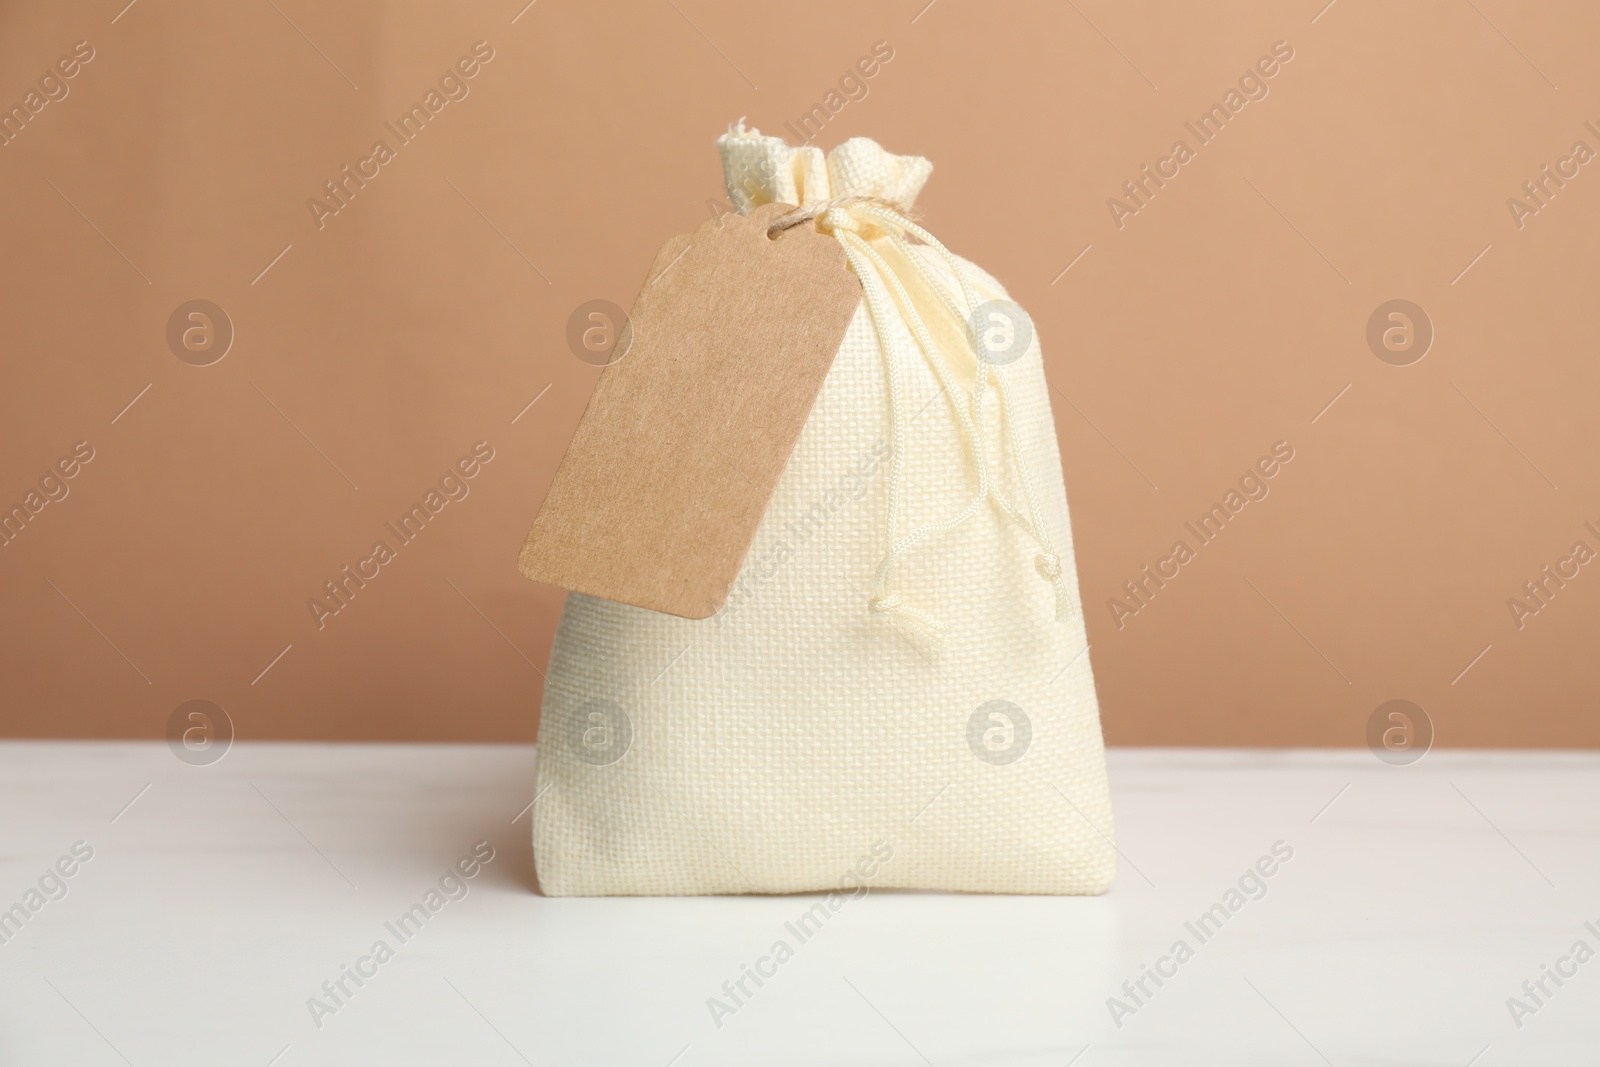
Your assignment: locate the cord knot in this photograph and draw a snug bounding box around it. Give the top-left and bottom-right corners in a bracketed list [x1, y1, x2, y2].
[1035, 552, 1062, 581]
[818, 206, 862, 235]
[867, 594, 902, 614]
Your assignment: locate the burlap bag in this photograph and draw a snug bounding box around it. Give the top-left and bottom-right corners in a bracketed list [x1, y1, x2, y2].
[532, 126, 1114, 896]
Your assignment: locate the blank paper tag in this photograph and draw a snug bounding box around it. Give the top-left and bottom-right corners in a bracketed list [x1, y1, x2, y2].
[518, 202, 863, 619]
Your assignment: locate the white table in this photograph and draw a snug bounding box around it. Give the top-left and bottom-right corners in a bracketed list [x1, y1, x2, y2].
[1, 743, 1595, 1065]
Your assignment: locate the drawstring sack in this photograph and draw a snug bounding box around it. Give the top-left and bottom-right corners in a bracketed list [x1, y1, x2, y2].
[532, 125, 1114, 895]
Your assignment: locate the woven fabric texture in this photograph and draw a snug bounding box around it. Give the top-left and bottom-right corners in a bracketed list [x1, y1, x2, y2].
[532, 128, 1114, 896]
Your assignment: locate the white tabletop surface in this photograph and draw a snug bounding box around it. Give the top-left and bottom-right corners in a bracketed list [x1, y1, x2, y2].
[1, 742, 1596, 1066]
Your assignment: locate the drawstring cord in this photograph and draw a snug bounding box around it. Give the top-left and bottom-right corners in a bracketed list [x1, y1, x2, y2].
[772, 199, 1073, 646]
[838, 228, 987, 648]
[871, 217, 1074, 624]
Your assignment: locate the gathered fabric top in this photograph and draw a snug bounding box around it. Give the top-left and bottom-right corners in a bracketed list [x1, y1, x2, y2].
[717, 122, 933, 215]
[710, 122, 1072, 645]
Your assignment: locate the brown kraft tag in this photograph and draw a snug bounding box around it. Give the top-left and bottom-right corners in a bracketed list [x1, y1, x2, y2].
[518, 201, 863, 619]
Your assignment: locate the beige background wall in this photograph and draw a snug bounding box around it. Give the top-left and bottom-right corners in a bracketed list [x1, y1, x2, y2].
[1, 0, 1595, 747]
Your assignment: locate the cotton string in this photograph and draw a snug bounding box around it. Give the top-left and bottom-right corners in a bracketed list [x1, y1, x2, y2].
[770, 199, 1073, 647]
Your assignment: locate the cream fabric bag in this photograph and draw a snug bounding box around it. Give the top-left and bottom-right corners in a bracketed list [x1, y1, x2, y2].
[532, 126, 1114, 896]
